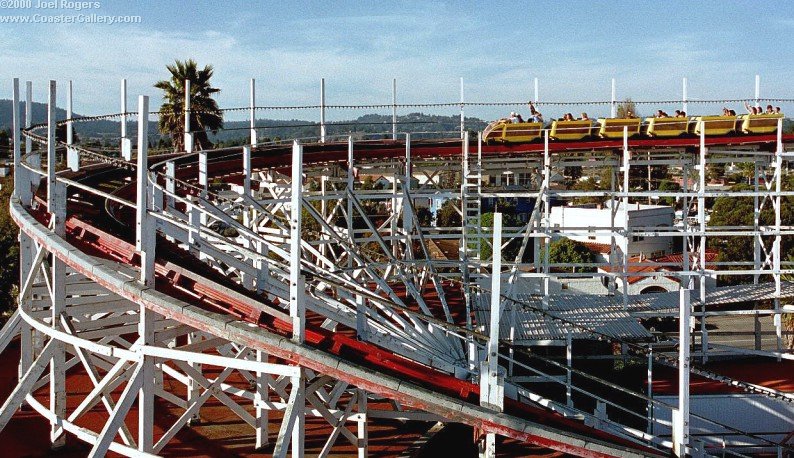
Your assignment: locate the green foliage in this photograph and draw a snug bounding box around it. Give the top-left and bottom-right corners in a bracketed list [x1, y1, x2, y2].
[155, 59, 223, 152]
[657, 179, 681, 206]
[709, 178, 794, 284]
[436, 199, 461, 227]
[542, 237, 597, 273]
[0, 176, 19, 322]
[415, 207, 432, 227]
[616, 98, 639, 118]
[480, 205, 522, 262]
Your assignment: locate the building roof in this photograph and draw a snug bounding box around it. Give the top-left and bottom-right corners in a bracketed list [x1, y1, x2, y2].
[582, 241, 613, 255]
[599, 250, 719, 284]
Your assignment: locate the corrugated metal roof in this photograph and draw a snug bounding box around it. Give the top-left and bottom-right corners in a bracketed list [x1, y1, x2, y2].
[474, 293, 653, 343]
[474, 281, 794, 344]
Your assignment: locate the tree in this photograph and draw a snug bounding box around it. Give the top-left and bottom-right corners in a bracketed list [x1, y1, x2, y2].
[542, 237, 597, 273]
[0, 176, 19, 324]
[616, 98, 639, 118]
[436, 199, 461, 227]
[657, 179, 681, 207]
[155, 59, 223, 152]
[709, 179, 794, 284]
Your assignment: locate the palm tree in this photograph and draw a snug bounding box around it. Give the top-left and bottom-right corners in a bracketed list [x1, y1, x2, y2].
[154, 59, 223, 151]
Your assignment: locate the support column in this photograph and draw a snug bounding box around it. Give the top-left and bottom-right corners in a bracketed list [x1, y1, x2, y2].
[184, 79, 193, 154]
[400, 134, 413, 260]
[136, 95, 155, 452]
[26, 81, 40, 185]
[610, 78, 617, 118]
[250, 78, 257, 146]
[542, 132, 551, 309]
[288, 141, 307, 457]
[13, 78, 33, 379]
[18, 79, 34, 378]
[673, 288, 691, 457]
[479, 212, 504, 458]
[698, 130, 708, 362]
[534, 77, 539, 103]
[66, 81, 79, 172]
[48, 80, 67, 449]
[46, 80, 56, 212]
[320, 78, 326, 143]
[459, 77, 465, 139]
[392, 78, 397, 141]
[136, 96, 155, 286]
[255, 349, 269, 449]
[774, 118, 783, 358]
[357, 389, 368, 458]
[682, 77, 688, 115]
[566, 333, 573, 408]
[290, 140, 306, 343]
[620, 127, 630, 309]
[121, 79, 132, 160]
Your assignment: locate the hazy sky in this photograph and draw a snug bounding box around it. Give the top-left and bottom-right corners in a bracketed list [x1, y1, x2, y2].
[2, 1, 793, 121]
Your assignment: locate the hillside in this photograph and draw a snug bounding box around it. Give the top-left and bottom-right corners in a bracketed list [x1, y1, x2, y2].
[0, 99, 488, 146]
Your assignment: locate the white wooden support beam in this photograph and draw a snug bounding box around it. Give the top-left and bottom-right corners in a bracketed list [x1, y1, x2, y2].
[48, 162, 68, 449]
[187, 331, 202, 425]
[25, 80, 40, 187]
[698, 130, 708, 363]
[320, 78, 326, 143]
[682, 77, 688, 115]
[566, 333, 573, 407]
[392, 78, 397, 141]
[138, 306, 155, 452]
[184, 79, 193, 153]
[12, 78, 30, 204]
[66, 80, 79, 172]
[403, 133, 413, 236]
[459, 77, 465, 139]
[120, 79, 132, 160]
[621, 127, 630, 309]
[250, 78, 257, 146]
[255, 349, 269, 449]
[542, 131, 551, 309]
[357, 388, 368, 458]
[273, 373, 305, 458]
[290, 141, 305, 343]
[46, 80, 56, 213]
[774, 117, 784, 358]
[534, 77, 539, 103]
[479, 212, 504, 458]
[88, 363, 143, 458]
[243, 145, 252, 197]
[12, 78, 33, 382]
[673, 287, 691, 457]
[610, 78, 617, 118]
[135, 95, 155, 287]
[49, 255, 66, 448]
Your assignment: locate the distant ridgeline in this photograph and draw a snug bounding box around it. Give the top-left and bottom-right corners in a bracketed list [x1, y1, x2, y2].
[0, 99, 488, 146]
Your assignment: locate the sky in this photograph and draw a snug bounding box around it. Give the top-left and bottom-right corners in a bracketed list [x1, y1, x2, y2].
[1, 0, 793, 122]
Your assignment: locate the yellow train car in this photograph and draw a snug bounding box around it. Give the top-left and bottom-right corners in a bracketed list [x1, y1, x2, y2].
[596, 118, 642, 139]
[741, 113, 783, 134]
[644, 117, 690, 137]
[482, 120, 543, 143]
[693, 115, 737, 136]
[550, 120, 593, 140]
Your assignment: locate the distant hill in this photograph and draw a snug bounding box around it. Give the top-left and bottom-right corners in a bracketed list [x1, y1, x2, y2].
[0, 99, 489, 146]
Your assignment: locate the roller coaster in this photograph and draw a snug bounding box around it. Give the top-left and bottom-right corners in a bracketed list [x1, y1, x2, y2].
[0, 77, 793, 457]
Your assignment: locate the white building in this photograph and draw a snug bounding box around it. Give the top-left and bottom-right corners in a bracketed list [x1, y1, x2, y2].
[549, 201, 675, 259]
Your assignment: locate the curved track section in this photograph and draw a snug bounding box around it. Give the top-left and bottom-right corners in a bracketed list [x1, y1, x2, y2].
[2, 83, 794, 457]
